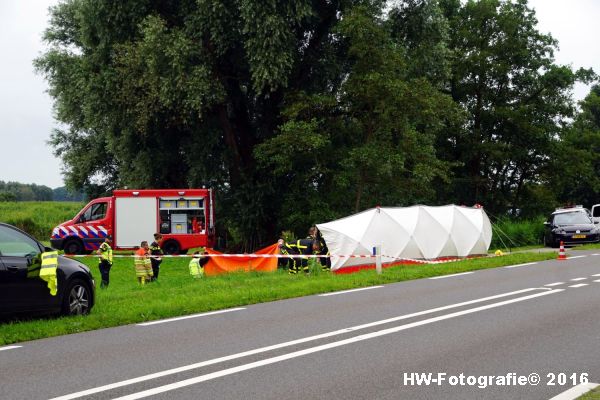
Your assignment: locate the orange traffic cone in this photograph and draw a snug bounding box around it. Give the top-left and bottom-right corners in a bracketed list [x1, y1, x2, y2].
[558, 241, 567, 261]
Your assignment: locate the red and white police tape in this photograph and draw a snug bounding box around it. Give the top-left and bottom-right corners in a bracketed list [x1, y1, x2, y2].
[64, 253, 475, 264]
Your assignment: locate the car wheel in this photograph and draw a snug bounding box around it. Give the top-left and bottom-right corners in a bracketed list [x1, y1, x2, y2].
[163, 240, 181, 255]
[64, 238, 84, 255]
[61, 279, 92, 316]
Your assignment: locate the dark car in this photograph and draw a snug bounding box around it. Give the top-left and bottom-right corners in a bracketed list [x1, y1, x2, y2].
[543, 208, 600, 248]
[0, 222, 95, 317]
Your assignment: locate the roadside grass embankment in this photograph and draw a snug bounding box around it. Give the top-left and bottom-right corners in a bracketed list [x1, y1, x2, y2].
[579, 386, 600, 399]
[0, 201, 83, 240]
[0, 250, 556, 346]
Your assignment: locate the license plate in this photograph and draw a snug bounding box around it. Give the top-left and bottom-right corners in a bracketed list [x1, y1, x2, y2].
[572, 234, 586, 239]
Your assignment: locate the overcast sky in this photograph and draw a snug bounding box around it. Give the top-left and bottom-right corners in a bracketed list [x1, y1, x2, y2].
[0, 0, 598, 189]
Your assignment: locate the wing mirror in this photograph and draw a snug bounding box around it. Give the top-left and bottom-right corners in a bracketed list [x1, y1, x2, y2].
[26, 255, 35, 267]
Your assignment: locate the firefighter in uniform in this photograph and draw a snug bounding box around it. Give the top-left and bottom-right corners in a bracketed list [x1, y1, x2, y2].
[277, 239, 297, 273]
[97, 235, 113, 288]
[149, 233, 164, 281]
[278, 238, 319, 274]
[134, 241, 153, 285]
[309, 226, 331, 272]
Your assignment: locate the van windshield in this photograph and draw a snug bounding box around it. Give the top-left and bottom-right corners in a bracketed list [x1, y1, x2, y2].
[553, 212, 592, 225]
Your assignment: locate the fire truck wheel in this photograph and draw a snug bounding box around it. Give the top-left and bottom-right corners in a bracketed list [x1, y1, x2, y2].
[163, 240, 181, 255]
[64, 238, 84, 255]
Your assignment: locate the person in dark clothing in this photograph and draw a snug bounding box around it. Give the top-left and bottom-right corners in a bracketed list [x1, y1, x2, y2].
[308, 226, 331, 271]
[278, 239, 297, 273]
[149, 233, 164, 281]
[278, 238, 319, 274]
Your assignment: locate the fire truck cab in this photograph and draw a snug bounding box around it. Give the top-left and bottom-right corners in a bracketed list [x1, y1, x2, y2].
[50, 189, 215, 254]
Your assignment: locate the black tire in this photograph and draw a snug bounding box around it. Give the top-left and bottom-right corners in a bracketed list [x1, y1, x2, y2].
[63, 238, 84, 255]
[61, 279, 92, 316]
[163, 240, 181, 255]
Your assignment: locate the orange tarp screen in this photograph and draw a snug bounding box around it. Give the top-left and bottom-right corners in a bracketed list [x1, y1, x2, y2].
[204, 243, 279, 276]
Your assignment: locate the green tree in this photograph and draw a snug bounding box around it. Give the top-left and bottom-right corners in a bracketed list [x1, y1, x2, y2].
[0, 181, 54, 201]
[388, 0, 451, 85]
[0, 192, 17, 202]
[549, 85, 600, 207]
[255, 4, 460, 234]
[437, 0, 593, 214]
[35, 0, 383, 248]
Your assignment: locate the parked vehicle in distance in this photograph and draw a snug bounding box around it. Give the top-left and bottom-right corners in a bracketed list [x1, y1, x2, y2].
[543, 205, 600, 248]
[0, 222, 95, 317]
[50, 188, 216, 255]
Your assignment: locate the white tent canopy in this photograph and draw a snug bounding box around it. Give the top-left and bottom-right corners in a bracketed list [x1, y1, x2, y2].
[317, 205, 492, 271]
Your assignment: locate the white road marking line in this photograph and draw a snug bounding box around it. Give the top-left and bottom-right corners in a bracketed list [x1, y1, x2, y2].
[50, 288, 542, 400]
[137, 308, 246, 326]
[569, 255, 586, 259]
[592, 274, 600, 277]
[504, 262, 537, 269]
[591, 254, 600, 256]
[544, 282, 565, 287]
[319, 286, 383, 296]
[570, 277, 587, 281]
[593, 280, 600, 283]
[428, 271, 474, 279]
[110, 290, 564, 400]
[568, 284, 588, 288]
[549, 382, 600, 400]
[0, 345, 22, 352]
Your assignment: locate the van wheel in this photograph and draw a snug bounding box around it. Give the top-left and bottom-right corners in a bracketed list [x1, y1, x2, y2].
[163, 240, 181, 255]
[64, 239, 84, 254]
[61, 279, 92, 316]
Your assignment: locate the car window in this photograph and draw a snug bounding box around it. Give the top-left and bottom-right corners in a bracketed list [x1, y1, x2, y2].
[553, 212, 592, 225]
[0, 225, 42, 257]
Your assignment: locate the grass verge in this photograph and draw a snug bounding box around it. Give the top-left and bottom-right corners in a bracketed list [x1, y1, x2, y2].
[0, 251, 557, 346]
[579, 386, 600, 399]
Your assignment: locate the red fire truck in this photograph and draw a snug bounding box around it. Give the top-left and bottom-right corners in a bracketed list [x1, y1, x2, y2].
[50, 189, 215, 254]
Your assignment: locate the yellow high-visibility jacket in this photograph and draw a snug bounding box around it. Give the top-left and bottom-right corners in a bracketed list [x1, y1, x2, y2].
[39, 251, 58, 296]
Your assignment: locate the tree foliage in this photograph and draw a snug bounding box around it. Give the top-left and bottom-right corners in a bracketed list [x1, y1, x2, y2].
[36, 0, 597, 248]
[0, 182, 53, 201]
[434, 0, 594, 214]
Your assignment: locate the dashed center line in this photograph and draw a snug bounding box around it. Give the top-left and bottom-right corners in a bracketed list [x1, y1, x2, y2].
[544, 282, 564, 287]
[570, 278, 587, 281]
[593, 280, 600, 283]
[592, 274, 600, 277]
[319, 286, 383, 296]
[569, 284, 588, 288]
[504, 262, 537, 269]
[569, 255, 587, 259]
[0, 345, 22, 352]
[429, 271, 474, 280]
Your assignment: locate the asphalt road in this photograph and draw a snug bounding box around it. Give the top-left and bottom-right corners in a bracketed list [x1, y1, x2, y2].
[1, 249, 600, 400]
